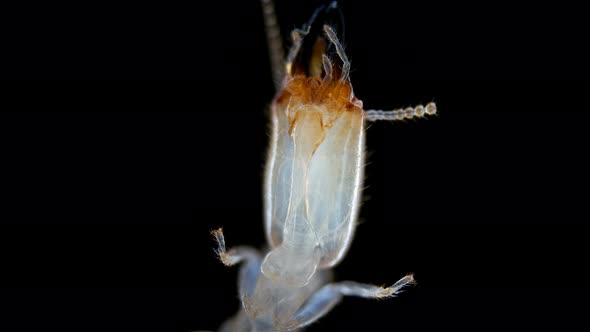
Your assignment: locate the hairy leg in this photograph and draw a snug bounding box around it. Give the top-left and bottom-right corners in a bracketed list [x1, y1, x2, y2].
[286, 274, 416, 329]
[212, 228, 262, 299]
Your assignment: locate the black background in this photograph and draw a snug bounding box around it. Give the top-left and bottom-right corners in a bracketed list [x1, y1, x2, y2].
[2, 1, 589, 331]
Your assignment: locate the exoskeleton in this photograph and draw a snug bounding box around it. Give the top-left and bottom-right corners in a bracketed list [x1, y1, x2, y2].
[209, 2, 436, 331]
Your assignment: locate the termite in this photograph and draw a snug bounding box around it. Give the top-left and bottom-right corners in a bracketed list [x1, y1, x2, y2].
[208, 1, 436, 331]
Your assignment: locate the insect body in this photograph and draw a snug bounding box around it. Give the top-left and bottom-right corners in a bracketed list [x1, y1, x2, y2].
[210, 3, 436, 331]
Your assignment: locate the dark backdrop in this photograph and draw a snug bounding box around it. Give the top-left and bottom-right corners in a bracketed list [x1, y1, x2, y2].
[2, 1, 589, 331]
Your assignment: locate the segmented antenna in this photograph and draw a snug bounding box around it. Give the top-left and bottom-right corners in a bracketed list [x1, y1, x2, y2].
[365, 102, 437, 122]
[261, 0, 285, 89]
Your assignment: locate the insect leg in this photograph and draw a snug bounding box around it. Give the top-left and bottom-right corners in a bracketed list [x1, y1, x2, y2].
[217, 310, 253, 332]
[323, 25, 350, 80]
[211, 228, 262, 299]
[286, 274, 416, 329]
[365, 102, 438, 122]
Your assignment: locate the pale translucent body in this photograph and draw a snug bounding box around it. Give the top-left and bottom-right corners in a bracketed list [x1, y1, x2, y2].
[205, 2, 436, 331]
